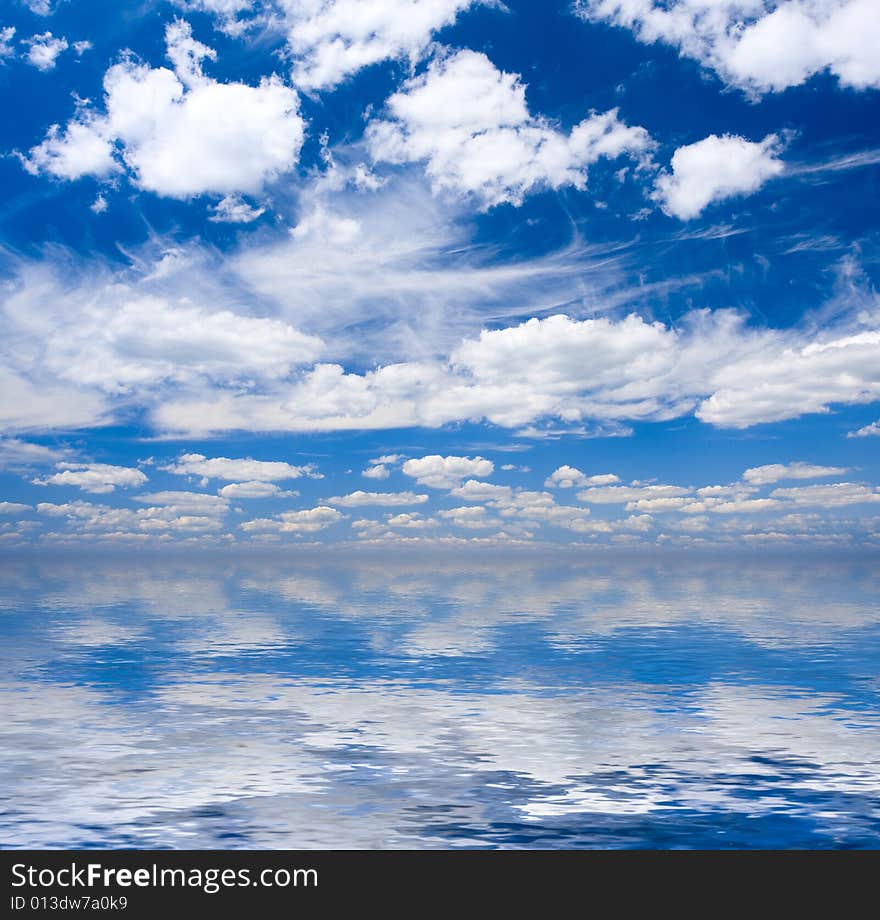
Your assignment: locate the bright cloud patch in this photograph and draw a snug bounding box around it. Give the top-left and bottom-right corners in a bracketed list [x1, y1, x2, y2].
[366, 49, 654, 207]
[165, 453, 321, 482]
[25, 32, 68, 71]
[575, 0, 880, 94]
[545, 466, 621, 488]
[402, 455, 494, 488]
[743, 462, 849, 485]
[151, 309, 880, 435]
[325, 490, 429, 507]
[217, 481, 290, 499]
[655, 134, 785, 220]
[241, 506, 344, 534]
[3, 287, 323, 394]
[32, 462, 147, 494]
[848, 420, 880, 438]
[131, 491, 230, 513]
[282, 0, 487, 90]
[25, 21, 304, 197]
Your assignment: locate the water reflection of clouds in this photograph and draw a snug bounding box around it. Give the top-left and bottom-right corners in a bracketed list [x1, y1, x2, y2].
[1, 555, 878, 847]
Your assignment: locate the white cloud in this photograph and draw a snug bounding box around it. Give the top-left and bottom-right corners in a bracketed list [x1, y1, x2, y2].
[769, 483, 880, 507]
[32, 462, 147, 494]
[578, 483, 689, 503]
[655, 134, 784, 220]
[23, 0, 59, 14]
[4, 286, 323, 393]
[848, 419, 880, 438]
[439, 505, 499, 529]
[402, 454, 494, 488]
[25, 121, 119, 181]
[0, 502, 31, 514]
[209, 195, 266, 223]
[152, 307, 880, 435]
[281, 0, 488, 90]
[131, 491, 230, 513]
[241, 505, 344, 534]
[25, 32, 68, 71]
[164, 453, 321, 482]
[575, 0, 880, 94]
[366, 49, 654, 207]
[25, 21, 305, 197]
[696, 328, 880, 428]
[0, 437, 69, 469]
[448, 480, 513, 502]
[743, 462, 849, 485]
[361, 453, 406, 479]
[544, 466, 621, 488]
[0, 27, 16, 60]
[325, 490, 429, 506]
[218, 481, 291, 499]
[36, 499, 225, 534]
[384, 512, 438, 530]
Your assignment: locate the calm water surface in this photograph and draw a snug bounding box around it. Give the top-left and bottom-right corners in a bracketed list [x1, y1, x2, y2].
[1, 553, 878, 848]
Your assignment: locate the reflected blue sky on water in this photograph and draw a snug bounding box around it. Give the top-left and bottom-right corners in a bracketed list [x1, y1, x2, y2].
[1, 552, 878, 848]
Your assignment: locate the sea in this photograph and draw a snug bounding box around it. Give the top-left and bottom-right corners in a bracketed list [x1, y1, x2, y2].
[1, 550, 878, 848]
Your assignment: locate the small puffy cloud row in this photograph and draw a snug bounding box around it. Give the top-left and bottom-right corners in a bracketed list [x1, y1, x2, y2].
[575, 0, 880, 95]
[0, 28, 90, 71]
[25, 21, 304, 198]
[7, 453, 879, 546]
[17, 17, 789, 218]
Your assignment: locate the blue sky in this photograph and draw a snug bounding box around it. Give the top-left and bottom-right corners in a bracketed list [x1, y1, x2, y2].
[0, 0, 878, 548]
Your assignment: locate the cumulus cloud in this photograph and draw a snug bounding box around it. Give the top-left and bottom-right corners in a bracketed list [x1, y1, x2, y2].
[0, 502, 32, 514]
[217, 481, 292, 499]
[131, 491, 230, 513]
[0, 27, 15, 60]
[325, 490, 429, 506]
[32, 462, 148, 494]
[0, 437, 69, 470]
[25, 32, 68, 71]
[544, 466, 621, 488]
[655, 134, 785, 220]
[449, 480, 513, 502]
[281, 0, 488, 90]
[152, 307, 880, 435]
[743, 462, 849, 485]
[769, 482, 880, 507]
[438, 505, 500, 529]
[575, 0, 880, 94]
[361, 453, 406, 479]
[695, 328, 880, 428]
[209, 195, 266, 223]
[366, 49, 654, 207]
[164, 453, 321, 482]
[402, 454, 494, 488]
[37, 499, 226, 534]
[23, 0, 61, 14]
[3, 284, 323, 393]
[577, 483, 690, 503]
[25, 21, 305, 197]
[241, 505, 344, 534]
[848, 419, 880, 438]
